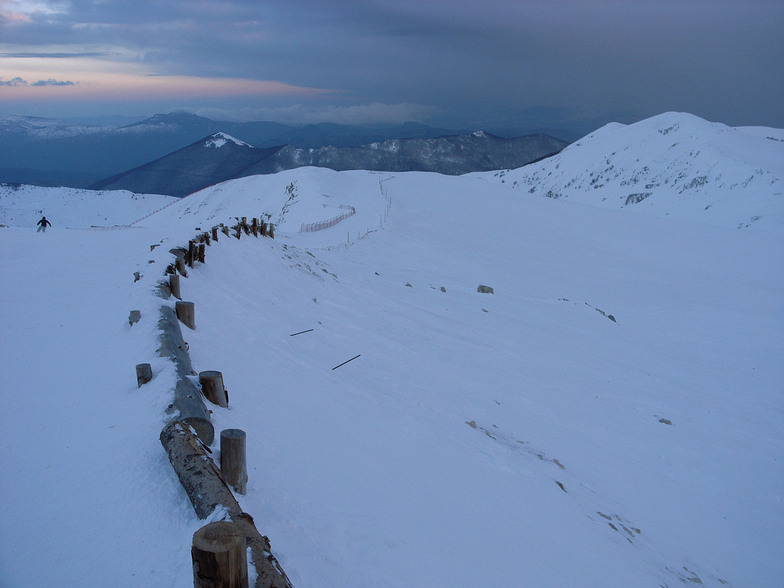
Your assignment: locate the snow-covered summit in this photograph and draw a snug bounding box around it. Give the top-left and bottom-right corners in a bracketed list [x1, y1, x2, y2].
[203, 132, 252, 149]
[480, 112, 784, 228]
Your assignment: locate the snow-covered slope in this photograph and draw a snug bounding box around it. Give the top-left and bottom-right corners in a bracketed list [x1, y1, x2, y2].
[1, 113, 782, 587]
[478, 112, 784, 228]
[0, 183, 174, 227]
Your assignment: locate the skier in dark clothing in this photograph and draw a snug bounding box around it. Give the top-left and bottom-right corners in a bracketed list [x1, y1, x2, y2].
[36, 216, 51, 232]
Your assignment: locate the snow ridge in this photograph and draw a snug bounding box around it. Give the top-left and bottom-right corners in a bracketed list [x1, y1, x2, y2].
[481, 112, 784, 228]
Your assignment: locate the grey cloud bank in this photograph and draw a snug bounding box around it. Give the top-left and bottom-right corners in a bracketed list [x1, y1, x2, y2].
[1, 0, 782, 135]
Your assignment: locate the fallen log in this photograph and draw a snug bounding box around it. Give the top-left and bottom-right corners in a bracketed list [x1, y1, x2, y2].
[158, 305, 214, 444]
[161, 422, 293, 588]
[161, 421, 241, 519]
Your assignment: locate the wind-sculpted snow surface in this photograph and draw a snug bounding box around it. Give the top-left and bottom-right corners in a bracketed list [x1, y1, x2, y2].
[479, 112, 784, 229]
[1, 113, 782, 587]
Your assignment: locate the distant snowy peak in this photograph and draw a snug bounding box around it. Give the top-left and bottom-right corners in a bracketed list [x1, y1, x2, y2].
[487, 112, 784, 228]
[203, 132, 252, 149]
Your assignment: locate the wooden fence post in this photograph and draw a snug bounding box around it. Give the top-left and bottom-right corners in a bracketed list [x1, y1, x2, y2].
[199, 370, 228, 407]
[129, 310, 141, 326]
[212, 227, 219, 242]
[169, 273, 181, 300]
[220, 429, 248, 495]
[198, 243, 206, 263]
[136, 363, 153, 387]
[192, 521, 248, 588]
[176, 301, 195, 330]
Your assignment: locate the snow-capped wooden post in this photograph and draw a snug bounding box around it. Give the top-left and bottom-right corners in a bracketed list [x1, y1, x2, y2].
[136, 363, 153, 387]
[169, 273, 181, 300]
[192, 521, 248, 588]
[188, 241, 196, 267]
[212, 227, 219, 242]
[176, 301, 195, 330]
[222, 225, 230, 237]
[200, 370, 228, 407]
[198, 243, 206, 263]
[220, 429, 248, 495]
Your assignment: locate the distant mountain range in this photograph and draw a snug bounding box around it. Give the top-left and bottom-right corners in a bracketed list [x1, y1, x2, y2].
[0, 112, 566, 189]
[89, 130, 567, 197]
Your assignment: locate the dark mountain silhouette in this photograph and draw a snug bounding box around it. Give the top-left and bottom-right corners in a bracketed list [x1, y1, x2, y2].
[90, 131, 568, 197]
[0, 113, 470, 187]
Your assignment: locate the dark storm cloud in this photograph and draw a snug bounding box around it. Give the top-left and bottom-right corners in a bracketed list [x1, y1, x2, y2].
[1, 0, 782, 130]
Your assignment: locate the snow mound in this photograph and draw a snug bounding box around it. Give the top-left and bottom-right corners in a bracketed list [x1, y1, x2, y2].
[143, 167, 392, 248]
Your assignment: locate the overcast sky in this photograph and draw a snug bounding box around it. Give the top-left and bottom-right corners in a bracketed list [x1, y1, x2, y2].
[1, 0, 782, 134]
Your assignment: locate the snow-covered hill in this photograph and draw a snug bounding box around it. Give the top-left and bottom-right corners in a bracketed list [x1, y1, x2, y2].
[0, 182, 174, 227]
[478, 112, 784, 228]
[1, 113, 782, 587]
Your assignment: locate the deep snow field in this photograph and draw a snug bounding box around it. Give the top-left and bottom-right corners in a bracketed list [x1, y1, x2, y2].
[1, 113, 782, 587]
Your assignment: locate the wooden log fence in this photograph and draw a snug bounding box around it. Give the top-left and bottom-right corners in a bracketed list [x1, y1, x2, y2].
[161, 422, 292, 588]
[157, 304, 214, 445]
[143, 216, 289, 587]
